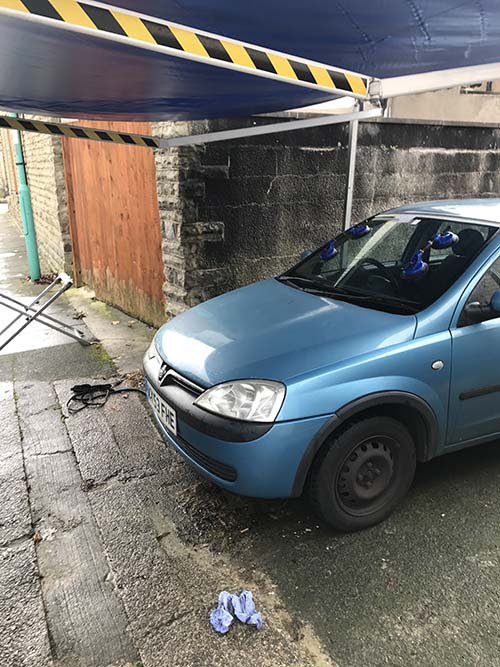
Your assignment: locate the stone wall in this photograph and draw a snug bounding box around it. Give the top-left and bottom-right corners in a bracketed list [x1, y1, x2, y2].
[22, 126, 72, 275]
[0, 123, 71, 275]
[153, 121, 227, 319]
[154, 117, 500, 317]
[0, 129, 20, 221]
[0, 139, 7, 198]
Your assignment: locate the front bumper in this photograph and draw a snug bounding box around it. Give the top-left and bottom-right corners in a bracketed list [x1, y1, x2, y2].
[144, 354, 330, 498]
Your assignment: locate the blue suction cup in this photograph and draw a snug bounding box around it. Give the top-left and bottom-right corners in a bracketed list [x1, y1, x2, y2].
[348, 223, 371, 239]
[320, 240, 338, 260]
[402, 250, 429, 279]
[432, 231, 459, 250]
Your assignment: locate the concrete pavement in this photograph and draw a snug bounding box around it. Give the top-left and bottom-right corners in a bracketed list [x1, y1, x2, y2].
[3, 206, 500, 666]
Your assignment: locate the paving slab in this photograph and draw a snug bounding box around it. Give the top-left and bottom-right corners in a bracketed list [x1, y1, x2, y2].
[16, 381, 72, 457]
[0, 382, 32, 547]
[0, 541, 53, 667]
[66, 287, 154, 375]
[0, 379, 52, 664]
[25, 451, 139, 667]
[18, 380, 139, 667]
[54, 379, 172, 485]
[1, 342, 115, 382]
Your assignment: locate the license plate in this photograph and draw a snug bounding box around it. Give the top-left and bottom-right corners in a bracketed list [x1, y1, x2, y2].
[148, 385, 177, 436]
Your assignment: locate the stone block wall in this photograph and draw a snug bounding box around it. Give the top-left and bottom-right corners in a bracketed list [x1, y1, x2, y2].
[0, 122, 71, 275]
[22, 125, 72, 275]
[153, 117, 500, 318]
[0, 129, 20, 221]
[153, 121, 229, 319]
[0, 139, 7, 198]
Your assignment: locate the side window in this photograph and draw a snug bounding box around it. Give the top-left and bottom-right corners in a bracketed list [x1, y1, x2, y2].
[459, 257, 500, 326]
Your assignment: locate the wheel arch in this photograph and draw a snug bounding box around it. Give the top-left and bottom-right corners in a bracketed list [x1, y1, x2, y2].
[291, 391, 439, 497]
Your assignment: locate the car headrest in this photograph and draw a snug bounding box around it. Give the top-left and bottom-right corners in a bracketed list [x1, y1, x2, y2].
[453, 229, 484, 258]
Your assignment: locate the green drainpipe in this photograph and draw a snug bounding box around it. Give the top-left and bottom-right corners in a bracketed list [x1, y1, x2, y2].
[10, 113, 41, 281]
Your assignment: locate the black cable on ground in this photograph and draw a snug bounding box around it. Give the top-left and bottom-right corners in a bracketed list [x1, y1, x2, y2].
[67, 379, 146, 414]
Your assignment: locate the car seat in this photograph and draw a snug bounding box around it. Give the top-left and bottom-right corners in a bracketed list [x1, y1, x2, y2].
[435, 228, 484, 277]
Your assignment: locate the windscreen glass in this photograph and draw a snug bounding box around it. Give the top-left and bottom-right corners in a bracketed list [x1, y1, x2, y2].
[278, 216, 495, 314]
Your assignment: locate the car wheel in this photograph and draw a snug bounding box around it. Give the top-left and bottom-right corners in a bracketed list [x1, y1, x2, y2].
[308, 416, 416, 531]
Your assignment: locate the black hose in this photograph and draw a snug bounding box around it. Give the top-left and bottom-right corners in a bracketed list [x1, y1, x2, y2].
[67, 379, 146, 414]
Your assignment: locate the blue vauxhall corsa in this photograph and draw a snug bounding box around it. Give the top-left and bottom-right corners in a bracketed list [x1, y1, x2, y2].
[145, 199, 500, 531]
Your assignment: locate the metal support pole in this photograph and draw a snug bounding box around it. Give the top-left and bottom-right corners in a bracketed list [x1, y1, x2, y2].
[343, 112, 360, 230]
[10, 113, 41, 281]
[159, 107, 381, 148]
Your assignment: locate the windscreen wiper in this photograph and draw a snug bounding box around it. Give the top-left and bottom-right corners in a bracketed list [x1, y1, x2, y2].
[279, 276, 367, 299]
[277, 275, 339, 296]
[278, 275, 320, 287]
[333, 290, 418, 313]
[278, 276, 417, 313]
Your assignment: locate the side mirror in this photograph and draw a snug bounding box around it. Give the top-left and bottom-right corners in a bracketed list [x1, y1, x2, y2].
[463, 289, 500, 323]
[491, 289, 500, 313]
[300, 249, 313, 261]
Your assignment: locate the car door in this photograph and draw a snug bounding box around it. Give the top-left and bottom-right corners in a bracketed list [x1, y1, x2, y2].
[447, 253, 500, 446]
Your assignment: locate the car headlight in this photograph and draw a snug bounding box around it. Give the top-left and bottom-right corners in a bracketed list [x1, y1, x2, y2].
[194, 380, 285, 422]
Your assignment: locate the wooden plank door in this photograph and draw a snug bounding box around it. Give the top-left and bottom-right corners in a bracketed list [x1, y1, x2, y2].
[62, 121, 165, 326]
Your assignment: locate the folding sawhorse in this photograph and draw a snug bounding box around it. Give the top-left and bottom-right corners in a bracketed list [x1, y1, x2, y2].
[0, 273, 93, 352]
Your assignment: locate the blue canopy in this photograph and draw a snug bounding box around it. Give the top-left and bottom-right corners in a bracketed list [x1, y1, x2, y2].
[1, 0, 500, 120]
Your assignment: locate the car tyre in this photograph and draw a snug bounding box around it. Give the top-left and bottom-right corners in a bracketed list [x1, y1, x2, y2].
[308, 416, 416, 531]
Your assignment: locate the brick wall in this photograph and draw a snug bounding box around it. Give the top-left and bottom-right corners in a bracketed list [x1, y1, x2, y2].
[22, 124, 72, 275]
[153, 117, 500, 318]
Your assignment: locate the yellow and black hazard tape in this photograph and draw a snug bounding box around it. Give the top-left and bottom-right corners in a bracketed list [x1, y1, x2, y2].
[0, 114, 160, 147]
[0, 0, 368, 96]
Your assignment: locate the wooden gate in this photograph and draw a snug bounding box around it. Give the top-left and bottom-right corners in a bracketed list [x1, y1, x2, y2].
[63, 121, 165, 326]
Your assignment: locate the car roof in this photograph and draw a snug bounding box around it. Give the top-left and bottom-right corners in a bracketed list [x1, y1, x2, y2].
[385, 199, 500, 226]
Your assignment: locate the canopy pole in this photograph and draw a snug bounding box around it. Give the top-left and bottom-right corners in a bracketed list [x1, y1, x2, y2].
[0, 115, 159, 148]
[343, 106, 360, 230]
[159, 107, 381, 148]
[0, 108, 381, 149]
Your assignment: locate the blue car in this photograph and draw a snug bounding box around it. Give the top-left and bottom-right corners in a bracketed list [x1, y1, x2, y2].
[144, 199, 500, 531]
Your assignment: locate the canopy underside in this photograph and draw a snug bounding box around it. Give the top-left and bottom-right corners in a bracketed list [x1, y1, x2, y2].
[1, 1, 500, 120]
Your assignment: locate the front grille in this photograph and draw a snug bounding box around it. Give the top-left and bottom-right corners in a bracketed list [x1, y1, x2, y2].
[172, 431, 237, 483]
[159, 364, 204, 396]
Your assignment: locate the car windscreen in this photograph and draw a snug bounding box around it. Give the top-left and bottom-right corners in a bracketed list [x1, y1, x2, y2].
[278, 216, 497, 314]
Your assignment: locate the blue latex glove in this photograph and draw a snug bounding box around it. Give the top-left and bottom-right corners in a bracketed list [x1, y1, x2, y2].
[231, 590, 263, 631]
[210, 591, 234, 634]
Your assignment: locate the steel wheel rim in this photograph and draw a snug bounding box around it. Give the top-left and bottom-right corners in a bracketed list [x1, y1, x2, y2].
[335, 436, 398, 517]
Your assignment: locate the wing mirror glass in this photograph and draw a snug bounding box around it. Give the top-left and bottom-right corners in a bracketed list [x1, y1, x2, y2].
[463, 289, 500, 323]
[491, 289, 500, 313]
